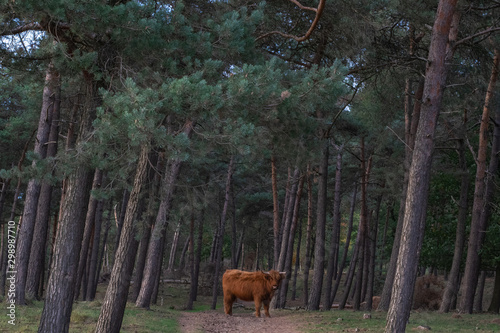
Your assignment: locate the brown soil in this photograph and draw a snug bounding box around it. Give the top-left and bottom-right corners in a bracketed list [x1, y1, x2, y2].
[178, 309, 305, 333]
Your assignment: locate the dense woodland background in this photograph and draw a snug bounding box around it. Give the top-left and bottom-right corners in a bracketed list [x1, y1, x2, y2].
[0, 0, 499, 332]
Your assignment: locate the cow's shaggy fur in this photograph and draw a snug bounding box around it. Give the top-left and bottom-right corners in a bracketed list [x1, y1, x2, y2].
[222, 269, 286, 317]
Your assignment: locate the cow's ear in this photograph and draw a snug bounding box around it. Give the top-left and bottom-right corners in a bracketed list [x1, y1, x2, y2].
[280, 272, 286, 279]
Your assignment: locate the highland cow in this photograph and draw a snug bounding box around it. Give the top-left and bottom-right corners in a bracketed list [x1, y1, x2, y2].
[222, 269, 286, 317]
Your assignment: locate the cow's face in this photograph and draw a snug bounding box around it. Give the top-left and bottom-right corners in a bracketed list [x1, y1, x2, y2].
[264, 270, 287, 290]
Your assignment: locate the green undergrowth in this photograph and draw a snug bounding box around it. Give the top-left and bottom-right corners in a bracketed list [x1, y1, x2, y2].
[1, 281, 499, 332]
[296, 309, 500, 332]
[0, 300, 179, 333]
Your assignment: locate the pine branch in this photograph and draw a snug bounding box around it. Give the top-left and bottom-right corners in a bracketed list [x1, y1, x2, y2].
[454, 26, 500, 49]
[0, 22, 44, 36]
[256, 0, 326, 43]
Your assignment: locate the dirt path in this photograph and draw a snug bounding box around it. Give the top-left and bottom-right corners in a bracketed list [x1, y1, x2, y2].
[178, 309, 305, 333]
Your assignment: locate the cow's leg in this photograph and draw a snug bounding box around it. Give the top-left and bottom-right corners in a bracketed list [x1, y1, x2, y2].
[224, 294, 235, 315]
[254, 298, 262, 317]
[263, 299, 271, 317]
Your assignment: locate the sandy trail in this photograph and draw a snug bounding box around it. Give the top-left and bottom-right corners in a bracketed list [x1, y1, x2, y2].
[178, 308, 304, 333]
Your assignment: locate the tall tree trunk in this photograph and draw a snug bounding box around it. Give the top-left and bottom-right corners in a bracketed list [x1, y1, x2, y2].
[439, 136, 470, 312]
[95, 145, 149, 333]
[178, 237, 190, 270]
[135, 120, 194, 308]
[488, 263, 500, 313]
[354, 139, 372, 310]
[271, 155, 280, 269]
[302, 165, 314, 307]
[85, 198, 105, 301]
[167, 222, 181, 272]
[187, 209, 204, 310]
[339, 225, 361, 310]
[366, 196, 382, 310]
[25, 77, 61, 300]
[277, 168, 292, 268]
[16, 62, 59, 305]
[273, 166, 296, 308]
[323, 144, 343, 310]
[211, 156, 235, 310]
[487, 106, 500, 314]
[235, 227, 245, 269]
[74, 168, 104, 300]
[279, 172, 304, 308]
[307, 139, 329, 310]
[378, 23, 425, 309]
[378, 78, 424, 311]
[96, 207, 112, 286]
[38, 75, 96, 333]
[132, 151, 162, 302]
[277, 167, 300, 273]
[385, 0, 458, 330]
[474, 271, 487, 312]
[291, 219, 302, 301]
[459, 48, 500, 314]
[330, 183, 357, 307]
[113, 190, 129, 262]
[132, 218, 152, 302]
[230, 184, 238, 269]
[378, 203, 392, 278]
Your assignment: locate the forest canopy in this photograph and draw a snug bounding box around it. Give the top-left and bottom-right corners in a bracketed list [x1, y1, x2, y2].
[0, 0, 499, 332]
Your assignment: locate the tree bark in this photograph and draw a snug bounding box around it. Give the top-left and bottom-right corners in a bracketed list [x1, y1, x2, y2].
[354, 139, 372, 310]
[187, 209, 204, 310]
[178, 237, 190, 270]
[378, 78, 424, 311]
[132, 151, 163, 301]
[279, 172, 304, 308]
[15, 62, 59, 305]
[211, 156, 235, 310]
[275, 166, 300, 306]
[366, 196, 382, 310]
[135, 120, 194, 308]
[459, 48, 500, 314]
[385, 0, 458, 330]
[323, 144, 343, 310]
[302, 165, 314, 307]
[439, 136, 470, 312]
[113, 190, 129, 262]
[277, 168, 292, 268]
[25, 75, 61, 300]
[271, 155, 280, 269]
[74, 168, 104, 300]
[307, 139, 329, 310]
[85, 198, 105, 301]
[38, 166, 92, 332]
[38, 75, 96, 333]
[95, 207, 112, 287]
[488, 264, 500, 313]
[95, 145, 149, 333]
[474, 271, 487, 312]
[339, 224, 361, 310]
[291, 219, 302, 301]
[487, 106, 500, 314]
[167, 222, 181, 272]
[330, 183, 357, 307]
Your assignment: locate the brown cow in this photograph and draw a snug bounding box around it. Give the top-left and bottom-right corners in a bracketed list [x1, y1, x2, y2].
[222, 269, 286, 318]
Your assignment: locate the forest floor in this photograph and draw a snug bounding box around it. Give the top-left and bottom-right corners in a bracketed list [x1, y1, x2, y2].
[178, 308, 305, 333]
[2, 274, 499, 332]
